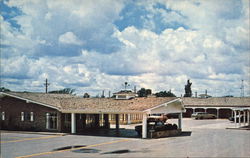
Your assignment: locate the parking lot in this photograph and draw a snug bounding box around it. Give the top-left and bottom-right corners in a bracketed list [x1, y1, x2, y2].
[1, 118, 250, 158]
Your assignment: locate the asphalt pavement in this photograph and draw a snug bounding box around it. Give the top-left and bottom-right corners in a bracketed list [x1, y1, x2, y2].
[1, 118, 250, 158]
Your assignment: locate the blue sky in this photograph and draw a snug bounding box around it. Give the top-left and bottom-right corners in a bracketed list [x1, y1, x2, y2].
[1, 0, 249, 97]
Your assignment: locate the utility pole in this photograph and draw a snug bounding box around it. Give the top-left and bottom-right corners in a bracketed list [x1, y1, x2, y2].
[44, 78, 50, 93]
[240, 79, 244, 97]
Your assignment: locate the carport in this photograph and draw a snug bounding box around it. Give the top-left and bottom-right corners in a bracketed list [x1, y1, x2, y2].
[232, 107, 250, 127]
[61, 98, 185, 139]
[142, 98, 186, 138]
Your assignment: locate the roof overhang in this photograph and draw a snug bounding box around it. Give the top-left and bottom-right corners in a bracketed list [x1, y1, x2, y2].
[144, 98, 186, 114]
[0, 92, 60, 110]
[61, 109, 144, 114]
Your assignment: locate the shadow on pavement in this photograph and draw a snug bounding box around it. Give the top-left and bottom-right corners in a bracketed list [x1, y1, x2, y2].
[75, 128, 140, 139]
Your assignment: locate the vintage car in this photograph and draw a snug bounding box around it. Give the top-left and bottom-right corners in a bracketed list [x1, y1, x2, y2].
[135, 115, 177, 136]
[191, 112, 217, 119]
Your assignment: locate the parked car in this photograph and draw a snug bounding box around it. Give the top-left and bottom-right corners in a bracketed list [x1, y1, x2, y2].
[228, 115, 247, 123]
[191, 112, 217, 119]
[135, 115, 177, 136]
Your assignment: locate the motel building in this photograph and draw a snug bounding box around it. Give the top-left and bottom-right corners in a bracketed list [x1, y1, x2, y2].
[0, 92, 249, 138]
[0, 92, 185, 139]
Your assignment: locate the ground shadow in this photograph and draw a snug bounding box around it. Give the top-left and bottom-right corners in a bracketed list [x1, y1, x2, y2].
[178, 131, 192, 137]
[75, 128, 140, 139]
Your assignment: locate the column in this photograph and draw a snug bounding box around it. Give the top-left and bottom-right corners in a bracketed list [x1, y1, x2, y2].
[234, 110, 237, 127]
[217, 109, 220, 118]
[178, 113, 183, 130]
[115, 114, 119, 130]
[71, 113, 76, 134]
[142, 113, 148, 139]
[231, 109, 234, 117]
[243, 111, 246, 126]
[193, 108, 195, 114]
[247, 111, 250, 125]
[238, 111, 241, 127]
[204, 108, 207, 113]
[127, 114, 131, 124]
[46, 113, 50, 129]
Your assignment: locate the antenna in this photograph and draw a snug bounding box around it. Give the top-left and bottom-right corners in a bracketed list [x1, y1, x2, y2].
[44, 78, 50, 93]
[123, 82, 130, 90]
[240, 79, 244, 97]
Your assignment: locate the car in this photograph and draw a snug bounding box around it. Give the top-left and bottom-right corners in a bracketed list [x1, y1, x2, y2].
[228, 115, 247, 123]
[191, 112, 217, 119]
[135, 115, 177, 136]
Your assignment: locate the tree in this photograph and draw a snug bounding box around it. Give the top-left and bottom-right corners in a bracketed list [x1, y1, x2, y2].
[155, 90, 176, 97]
[49, 88, 75, 95]
[0, 87, 11, 92]
[83, 93, 90, 98]
[137, 88, 152, 97]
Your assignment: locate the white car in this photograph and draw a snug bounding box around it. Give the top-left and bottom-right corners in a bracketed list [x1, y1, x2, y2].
[191, 112, 217, 119]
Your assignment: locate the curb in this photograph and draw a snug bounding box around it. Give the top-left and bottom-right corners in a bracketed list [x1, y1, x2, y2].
[0, 130, 68, 136]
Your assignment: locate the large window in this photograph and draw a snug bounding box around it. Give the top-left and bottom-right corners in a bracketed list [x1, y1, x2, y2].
[21, 112, 34, 121]
[46, 113, 57, 129]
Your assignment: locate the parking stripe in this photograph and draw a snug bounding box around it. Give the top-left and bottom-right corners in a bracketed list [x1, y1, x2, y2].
[15, 139, 131, 158]
[1, 135, 63, 143]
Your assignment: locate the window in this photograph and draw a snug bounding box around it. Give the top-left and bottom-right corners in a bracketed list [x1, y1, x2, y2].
[1, 112, 5, 121]
[46, 113, 57, 129]
[21, 112, 24, 121]
[30, 112, 34, 121]
[21, 112, 33, 121]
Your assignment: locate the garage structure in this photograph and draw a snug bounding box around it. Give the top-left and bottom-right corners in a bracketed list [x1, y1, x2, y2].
[0, 92, 185, 138]
[231, 107, 250, 128]
[182, 97, 250, 119]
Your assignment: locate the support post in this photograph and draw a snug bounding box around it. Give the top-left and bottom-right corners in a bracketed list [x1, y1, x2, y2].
[71, 113, 76, 134]
[193, 108, 195, 114]
[217, 109, 220, 118]
[247, 111, 250, 125]
[204, 108, 207, 113]
[238, 111, 241, 127]
[115, 114, 119, 130]
[234, 110, 237, 127]
[142, 113, 147, 139]
[127, 114, 131, 124]
[243, 111, 246, 126]
[46, 113, 50, 129]
[178, 113, 183, 130]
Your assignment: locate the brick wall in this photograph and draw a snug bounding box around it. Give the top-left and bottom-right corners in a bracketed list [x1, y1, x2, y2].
[0, 96, 61, 132]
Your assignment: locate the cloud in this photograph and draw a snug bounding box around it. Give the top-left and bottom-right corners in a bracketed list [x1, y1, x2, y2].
[58, 32, 83, 45]
[1, 0, 249, 97]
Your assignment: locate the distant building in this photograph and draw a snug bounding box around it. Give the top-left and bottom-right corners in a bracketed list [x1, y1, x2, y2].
[113, 90, 137, 100]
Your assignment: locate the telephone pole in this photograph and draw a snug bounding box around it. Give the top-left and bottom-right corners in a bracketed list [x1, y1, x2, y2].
[240, 79, 244, 97]
[44, 78, 50, 93]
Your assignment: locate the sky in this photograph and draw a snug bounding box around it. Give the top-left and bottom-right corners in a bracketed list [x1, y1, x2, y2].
[0, 0, 249, 97]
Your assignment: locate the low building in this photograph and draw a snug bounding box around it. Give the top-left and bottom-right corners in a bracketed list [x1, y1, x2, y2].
[113, 90, 137, 100]
[0, 92, 185, 138]
[182, 97, 250, 118]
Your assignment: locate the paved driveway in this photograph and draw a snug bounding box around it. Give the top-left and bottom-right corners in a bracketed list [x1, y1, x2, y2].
[1, 119, 250, 158]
